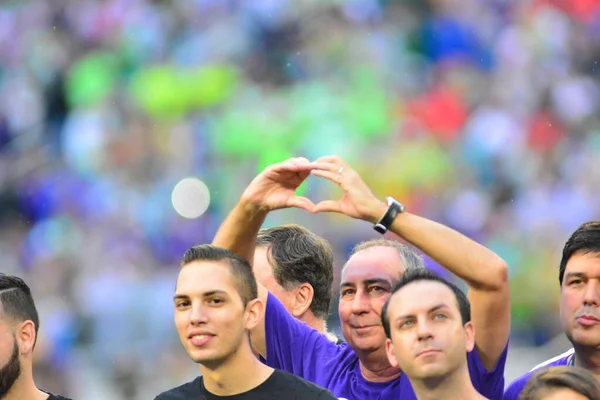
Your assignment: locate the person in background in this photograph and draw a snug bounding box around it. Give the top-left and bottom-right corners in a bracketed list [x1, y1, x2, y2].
[0, 273, 73, 400]
[254, 224, 340, 342]
[519, 366, 600, 400]
[505, 222, 600, 399]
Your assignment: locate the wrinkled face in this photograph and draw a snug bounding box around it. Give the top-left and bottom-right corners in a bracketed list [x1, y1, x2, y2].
[253, 246, 295, 312]
[560, 252, 600, 348]
[338, 247, 403, 355]
[535, 388, 590, 400]
[385, 281, 473, 381]
[174, 261, 256, 367]
[0, 318, 21, 398]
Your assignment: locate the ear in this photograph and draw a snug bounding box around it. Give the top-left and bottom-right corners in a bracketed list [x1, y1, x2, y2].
[244, 298, 264, 331]
[290, 283, 314, 318]
[385, 338, 399, 368]
[463, 321, 476, 353]
[16, 320, 36, 355]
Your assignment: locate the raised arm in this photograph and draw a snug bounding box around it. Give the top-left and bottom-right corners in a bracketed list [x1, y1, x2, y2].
[212, 157, 315, 357]
[310, 156, 509, 371]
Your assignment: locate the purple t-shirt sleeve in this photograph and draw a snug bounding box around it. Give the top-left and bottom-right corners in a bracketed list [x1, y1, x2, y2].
[504, 372, 534, 400]
[503, 355, 570, 400]
[263, 292, 348, 385]
[467, 341, 509, 400]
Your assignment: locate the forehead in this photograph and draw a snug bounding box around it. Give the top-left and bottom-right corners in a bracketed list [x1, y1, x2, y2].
[253, 246, 274, 277]
[342, 247, 403, 284]
[388, 281, 458, 317]
[565, 252, 600, 275]
[539, 388, 589, 400]
[176, 261, 238, 296]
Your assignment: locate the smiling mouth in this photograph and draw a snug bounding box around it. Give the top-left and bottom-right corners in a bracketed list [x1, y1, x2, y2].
[189, 334, 215, 347]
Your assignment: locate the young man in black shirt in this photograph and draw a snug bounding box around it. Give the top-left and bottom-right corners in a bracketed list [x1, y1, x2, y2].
[154, 245, 337, 400]
[0, 273, 73, 400]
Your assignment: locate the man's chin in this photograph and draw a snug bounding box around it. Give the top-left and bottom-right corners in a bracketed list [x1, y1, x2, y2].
[348, 337, 385, 354]
[571, 333, 600, 349]
[413, 365, 448, 382]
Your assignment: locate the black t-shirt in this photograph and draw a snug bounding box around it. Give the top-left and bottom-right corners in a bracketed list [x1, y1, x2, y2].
[154, 369, 337, 400]
[45, 393, 73, 400]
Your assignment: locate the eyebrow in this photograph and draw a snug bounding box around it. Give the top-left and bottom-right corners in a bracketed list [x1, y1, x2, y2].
[341, 278, 391, 288]
[395, 303, 450, 321]
[173, 290, 228, 301]
[565, 272, 587, 280]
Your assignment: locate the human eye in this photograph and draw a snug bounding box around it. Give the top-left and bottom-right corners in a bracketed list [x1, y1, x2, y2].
[341, 288, 355, 299]
[433, 313, 447, 320]
[368, 286, 388, 297]
[399, 320, 414, 329]
[175, 300, 190, 309]
[208, 298, 224, 306]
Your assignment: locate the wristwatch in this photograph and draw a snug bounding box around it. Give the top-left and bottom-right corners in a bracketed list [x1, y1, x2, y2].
[373, 197, 405, 234]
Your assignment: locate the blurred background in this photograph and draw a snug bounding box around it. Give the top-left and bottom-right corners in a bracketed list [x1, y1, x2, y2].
[1, 0, 599, 398]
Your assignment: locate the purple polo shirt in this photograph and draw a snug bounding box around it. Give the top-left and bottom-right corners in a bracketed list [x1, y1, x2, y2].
[504, 350, 573, 400]
[263, 292, 507, 400]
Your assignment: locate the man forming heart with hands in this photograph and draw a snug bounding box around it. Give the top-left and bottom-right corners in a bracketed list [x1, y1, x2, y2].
[210, 156, 510, 400]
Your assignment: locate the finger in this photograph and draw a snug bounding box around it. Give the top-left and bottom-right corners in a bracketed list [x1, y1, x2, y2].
[290, 157, 310, 165]
[310, 169, 343, 185]
[309, 162, 341, 174]
[271, 160, 315, 173]
[312, 200, 342, 214]
[314, 155, 344, 165]
[287, 196, 315, 212]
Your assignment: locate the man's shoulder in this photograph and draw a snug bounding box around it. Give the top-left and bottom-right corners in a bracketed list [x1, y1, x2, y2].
[46, 394, 74, 400]
[504, 353, 571, 400]
[268, 369, 337, 398]
[154, 377, 203, 400]
[530, 349, 573, 371]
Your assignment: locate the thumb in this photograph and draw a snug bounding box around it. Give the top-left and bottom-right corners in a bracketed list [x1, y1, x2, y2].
[287, 196, 315, 212]
[312, 200, 341, 214]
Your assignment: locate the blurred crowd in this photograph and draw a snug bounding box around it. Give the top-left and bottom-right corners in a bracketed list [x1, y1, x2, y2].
[1, 0, 600, 398]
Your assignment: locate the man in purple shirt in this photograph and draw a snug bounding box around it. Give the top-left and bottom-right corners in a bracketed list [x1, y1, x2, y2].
[505, 221, 600, 399]
[383, 268, 493, 400]
[212, 156, 510, 399]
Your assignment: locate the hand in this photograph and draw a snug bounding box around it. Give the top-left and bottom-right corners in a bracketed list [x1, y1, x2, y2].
[310, 156, 385, 223]
[241, 157, 316, 212]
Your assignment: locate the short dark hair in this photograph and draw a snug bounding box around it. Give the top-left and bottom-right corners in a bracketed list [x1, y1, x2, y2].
[381, 268, 471, 339]
[520, 366, 600, 400]
[0, 274, 40, 346]
[256, 225, 333, 319]
[181, 245, 258, 306]
[559, 221, 600, 286]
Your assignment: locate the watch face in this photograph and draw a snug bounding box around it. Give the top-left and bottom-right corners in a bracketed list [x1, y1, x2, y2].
[374, 224, 387, 234]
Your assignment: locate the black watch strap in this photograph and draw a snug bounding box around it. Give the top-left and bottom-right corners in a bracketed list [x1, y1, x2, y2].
[374, 197, 405, 234]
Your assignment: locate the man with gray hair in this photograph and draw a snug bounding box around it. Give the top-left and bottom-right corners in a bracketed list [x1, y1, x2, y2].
[211, 156, 510, 399]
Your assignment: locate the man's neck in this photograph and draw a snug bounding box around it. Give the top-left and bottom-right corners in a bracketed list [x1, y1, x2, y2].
[357, 348, 402, 383]
[4, 374, 49, 400]
[200, 345, 274, 396]
[411, 367, 486, 400]
[301, 315, 339, 342]
[574, 345, 600, 379]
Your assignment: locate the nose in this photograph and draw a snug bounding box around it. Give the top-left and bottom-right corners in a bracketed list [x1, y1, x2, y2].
[350, 290, 371, 315]
[189, 302, 208, 325]
[583, 279, 600, 307]
[416, 318, 433, 341]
